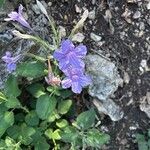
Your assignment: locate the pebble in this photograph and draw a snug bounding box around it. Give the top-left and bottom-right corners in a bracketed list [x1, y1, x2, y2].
[133, 11, 141, 19]
[58, 26, 66, 38]
[147, 2, 150, 10]
[88, 10, 96, 20]
[139, 22, 145, 30]
[90, 33, 102, 42]
[75, 5, 82, 13]
[72, 33, 85, 42]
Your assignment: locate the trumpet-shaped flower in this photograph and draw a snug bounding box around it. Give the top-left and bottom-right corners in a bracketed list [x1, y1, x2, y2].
[61, 68, 91, 94]
[4, 4, 31, 29]
[53, 39, 87, 70]
[2, 51, 20, 73]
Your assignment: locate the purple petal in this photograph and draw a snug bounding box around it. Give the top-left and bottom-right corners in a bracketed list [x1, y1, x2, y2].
[18, 4, 23, 15]
[80, 75, 92, 87]
[5, 51, 12, 57]
[8, 12, 19, 20]
[61, 39, 74, 53]
[62, 78, 72, 88]
[53, 50, 64, 61]
[17, 17, 31, 28]
[59, 58, 69, 70]
[71, 82, 82, 94]
[75, 45, 87, 58]
[69, 54, 85, 69]
[7, 63, 16, 73]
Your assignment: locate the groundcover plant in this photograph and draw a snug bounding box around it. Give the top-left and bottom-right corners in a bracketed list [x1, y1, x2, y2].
[0, 1, 110, 149]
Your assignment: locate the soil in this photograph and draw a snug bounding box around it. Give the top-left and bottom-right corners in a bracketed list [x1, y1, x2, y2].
[0, 0, 150, 150]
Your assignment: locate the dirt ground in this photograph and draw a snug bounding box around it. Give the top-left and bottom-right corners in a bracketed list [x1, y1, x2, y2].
[0, 0, 150, 149]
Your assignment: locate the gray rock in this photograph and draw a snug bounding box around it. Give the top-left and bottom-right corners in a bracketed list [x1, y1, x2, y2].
[90, 33, 102, 42]
[72, 33, 85, 43]
[133, 11, 141, 19]
[86, 54, 124, 121]
[88, 10, 96, 20]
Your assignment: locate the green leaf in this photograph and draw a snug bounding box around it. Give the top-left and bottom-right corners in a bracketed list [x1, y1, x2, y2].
[76, 108, 95, 130]
[7, 125, 21, 140]
[5, 97, 21, 108]
[0, 0, 5, 8]
[5, 136, 22, 150]
[47, 110, 60, 123]
[33, 136, 50, 150]
[5, 75, 21, 97]
[60, 126, 81, 144]
[45, 129, 61, 140]
[36, 94, 57, 120]
[19, 124, 36, 145]
[56, 119, 68, 128]
[85, 129, 110, 148]
[0, 111, 14, 137]
[17, 61, 45, 78]
[58, 100, 72, 115]
[27, 83, 45, 98]
[136, 134, 148, 150]
[25, 110, 39, 126]
[0, 92, 7, 104]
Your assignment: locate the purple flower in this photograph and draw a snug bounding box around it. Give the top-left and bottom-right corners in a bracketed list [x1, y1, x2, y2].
[4, 4, 31, 29]
[53, 39, 87, 70]
[61, 68, 91, 94]
[2, 51, 20, 73]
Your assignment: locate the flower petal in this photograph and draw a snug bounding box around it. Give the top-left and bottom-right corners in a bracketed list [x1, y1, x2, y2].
[18, 17, 31, 28]
[62, 78, 72, 88]
[71, 82, 82, 94]
[61, 39, 74, 53]
[69, 54, 85, 69]
[53, 50, 64, 61]
[75, 45, 87, 58]
[7, 63, 16, 73]
[80, 75, 92, 87]
[59, 58, 69, 70]
[18, 4, 23, 15]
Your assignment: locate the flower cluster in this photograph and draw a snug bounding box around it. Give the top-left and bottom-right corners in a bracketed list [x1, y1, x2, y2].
[2, 52, 21, 73]
[4, 4, 31, 29]
[53, 39, 91, 93]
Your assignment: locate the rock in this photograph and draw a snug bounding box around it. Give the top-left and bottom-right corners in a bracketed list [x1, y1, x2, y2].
[58, 26, 66, 38]
[86, 54, 123, 121]
[75, 4, 82, 13]
[93, 99, 124, 121]
[32, 4, 41, 15]
[133, 11, 141, 19]
[88, 10, 96, 20]
[72, 33, 85, 42]
[90, 33, 102, 42]
[147, 2, 150, 10]
[140, 92, 150, 119]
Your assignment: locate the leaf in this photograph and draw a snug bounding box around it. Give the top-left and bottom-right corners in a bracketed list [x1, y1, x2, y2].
[0, 92, 7, 104]
[76, 108, 95, 130]
[5, 97, 21, 108]
[45, 129, 61, 140]
[56, 119, 68, 128]
[19, 123, 36, 145]
[5, 75, 21, 97]
[0, 111, 14, 138]
[36, 95, 57, 120]
[136, 134, 148, 150]
[25, 111, 39, 126]
[0, 0, 5, 8]
[7, 125, 21, 140]
[17, 61, 45, 78]
[60, 126, 81, 145]
[85, 129, 110, 148]
[34, 136, 50, 150]
[58, 100, 72, 115]
[27, 83, 45, 98]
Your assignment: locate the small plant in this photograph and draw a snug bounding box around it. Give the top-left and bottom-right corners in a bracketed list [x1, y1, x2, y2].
[0, 1, 110, 149]
[136, 129, 150, 150]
